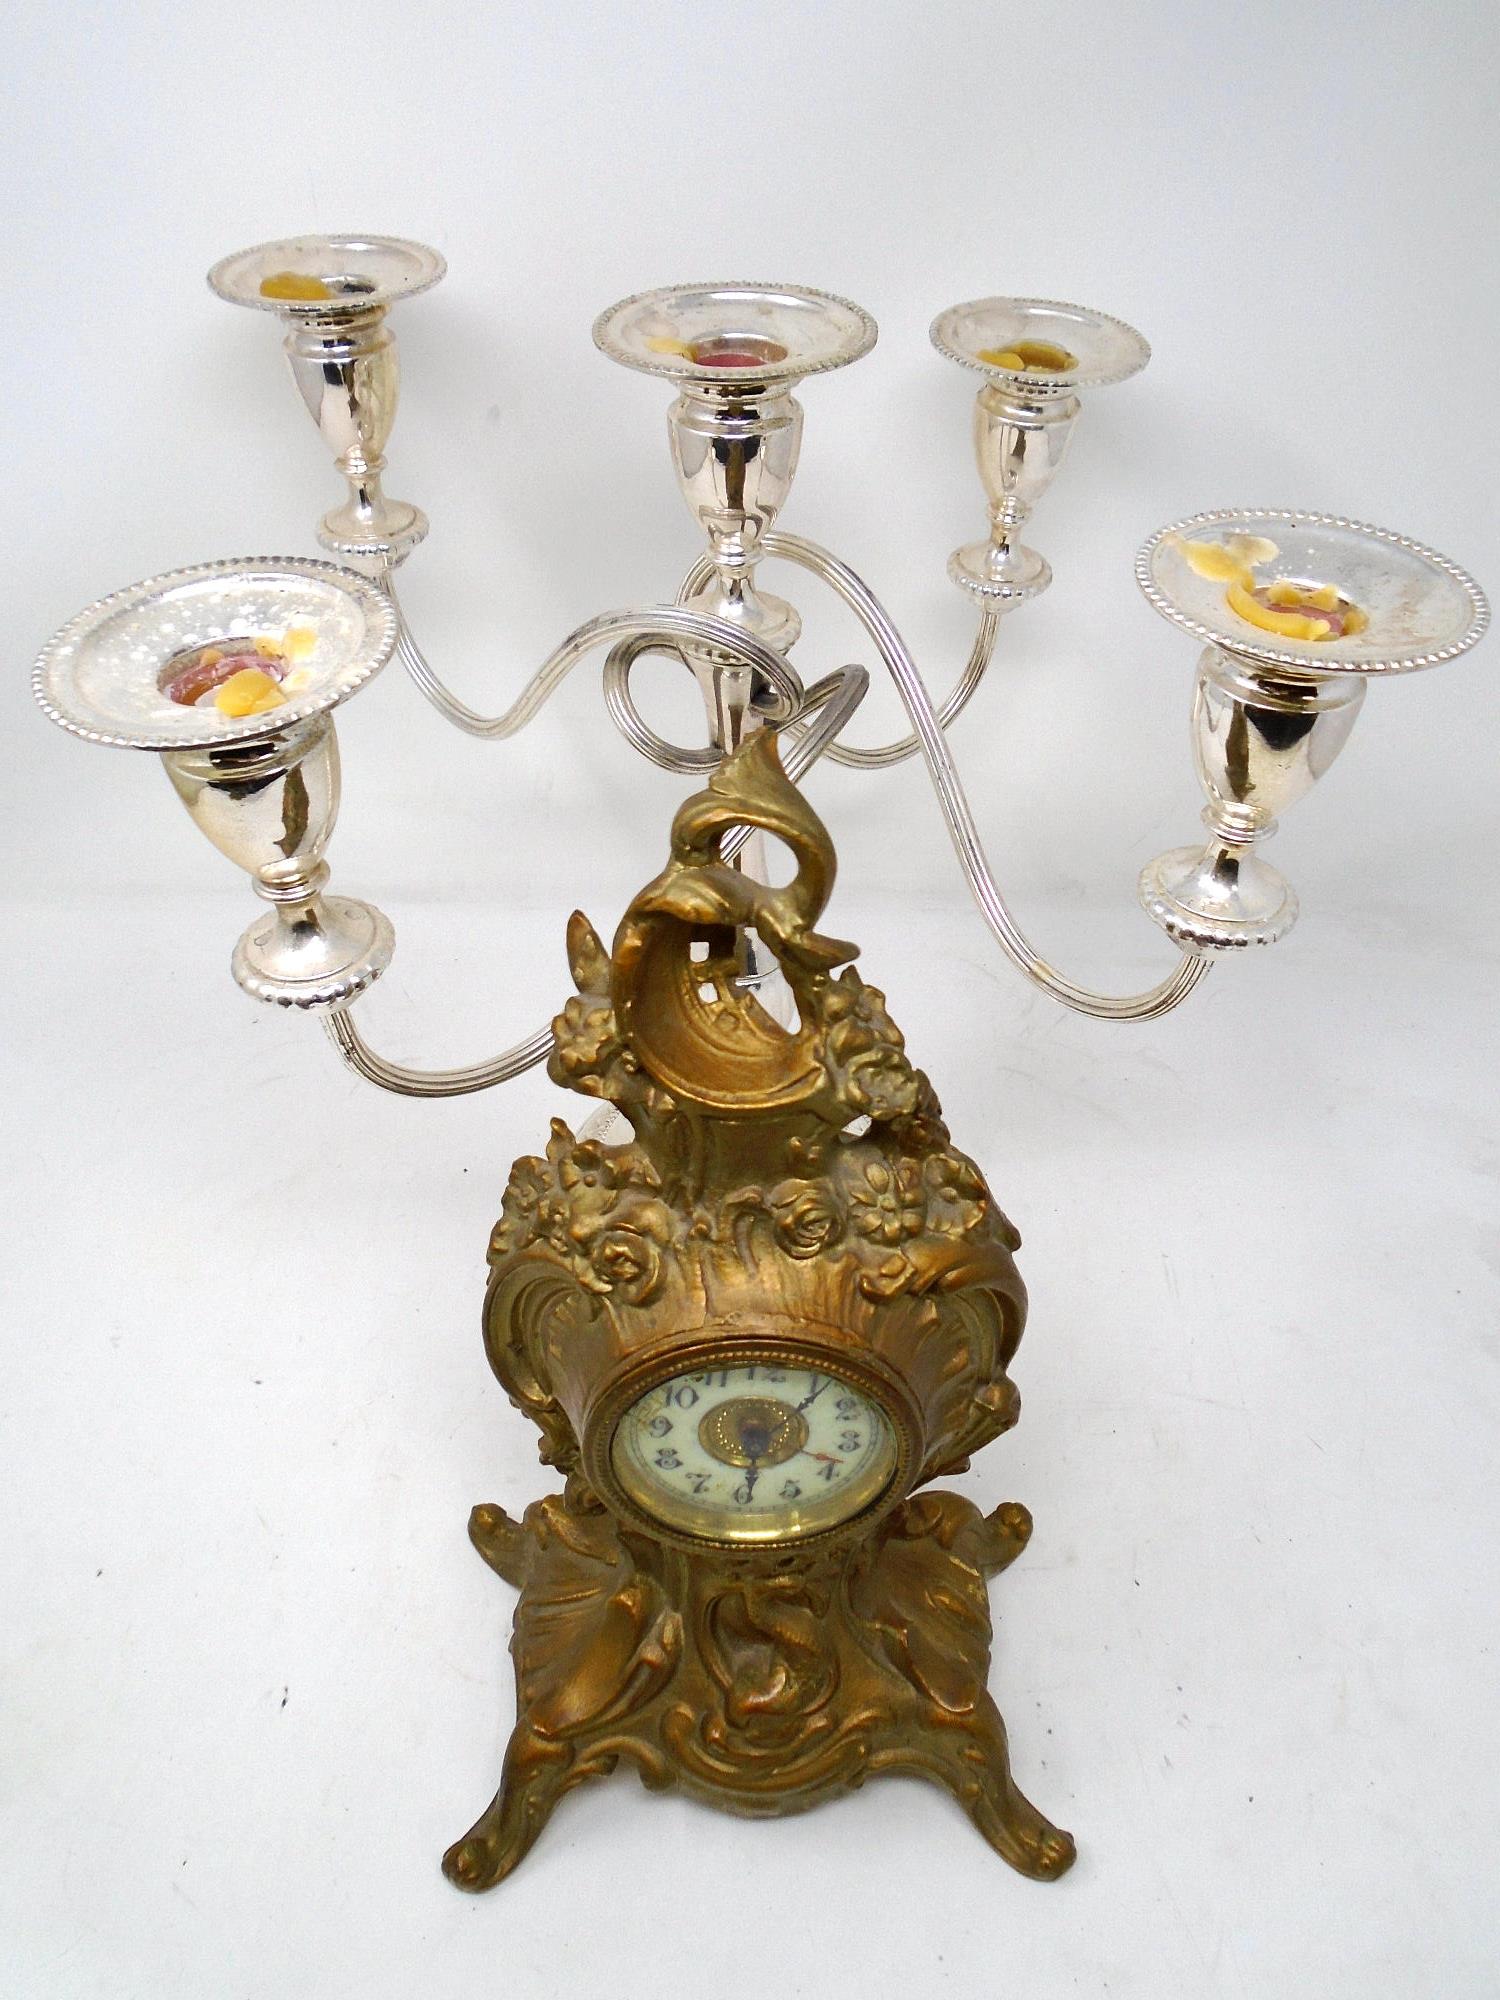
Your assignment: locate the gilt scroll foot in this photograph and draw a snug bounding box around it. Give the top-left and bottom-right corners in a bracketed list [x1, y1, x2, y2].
[443, 1731, 584, 1892]
[974, 1499, 1034, 1577]
[466, 1502, 530, 1586]
[941, 1696, 1076, 1880]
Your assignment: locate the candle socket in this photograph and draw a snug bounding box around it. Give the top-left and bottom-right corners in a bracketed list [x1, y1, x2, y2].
[207, 234, 447, 565]
[162, 716, 394, 1007]
[668, 380, 805, 657]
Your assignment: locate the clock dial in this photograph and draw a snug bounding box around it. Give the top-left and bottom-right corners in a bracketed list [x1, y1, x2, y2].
[609, 1361, 900, 1543]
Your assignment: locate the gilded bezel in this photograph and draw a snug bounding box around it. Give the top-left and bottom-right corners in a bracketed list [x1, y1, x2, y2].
[583, 1325, 922, 1557]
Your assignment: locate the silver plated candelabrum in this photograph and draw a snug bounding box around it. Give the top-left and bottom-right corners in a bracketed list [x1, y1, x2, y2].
[28, 236, 1492, 1889]
[36, 237, 1488, 1054]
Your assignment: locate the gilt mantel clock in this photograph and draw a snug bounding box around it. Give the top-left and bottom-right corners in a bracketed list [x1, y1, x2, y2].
[445, 729, 1073, 1889]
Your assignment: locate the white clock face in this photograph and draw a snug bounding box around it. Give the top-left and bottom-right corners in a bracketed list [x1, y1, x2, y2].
[609, 1360, 900, 1543]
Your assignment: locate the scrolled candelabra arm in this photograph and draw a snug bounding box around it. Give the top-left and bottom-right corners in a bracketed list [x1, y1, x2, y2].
[379, 564, 806, 757]
[322, 1009, 552, 1097]
[821, 608, 1000, 770]
[758, 530, 1212, 1022]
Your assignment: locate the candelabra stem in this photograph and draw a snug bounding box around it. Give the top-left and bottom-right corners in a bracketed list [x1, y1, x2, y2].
[689, 638, 798, 1028]
[678, 552, 1003, 769]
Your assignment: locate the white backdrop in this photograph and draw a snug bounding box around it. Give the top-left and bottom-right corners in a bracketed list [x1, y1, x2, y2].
[4, 3, 1497, 1997]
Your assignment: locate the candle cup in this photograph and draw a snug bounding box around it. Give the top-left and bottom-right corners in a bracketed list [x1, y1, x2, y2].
[1136, 510, 1489, 950]
[593, 281, 877, 659]
[931, 297, 1150, 608]
[33, 556, 400, 1006]
[208, 234, 445, 564]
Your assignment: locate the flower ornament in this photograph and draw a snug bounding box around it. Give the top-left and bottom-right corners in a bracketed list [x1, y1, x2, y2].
[922, 1152, 989, 1237]
[842, 1046, 920, 1122]
[550, 992, 624, 1097]
[821, 971, 920, 1124]
[491, 1155, 553, 1257]
[768, 1178, 846, 1259]
[584, 1225, 665, 1305]
[842, 1154, 926, 1246]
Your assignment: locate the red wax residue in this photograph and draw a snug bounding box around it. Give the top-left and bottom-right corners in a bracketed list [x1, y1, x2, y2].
[688, 335, 790, 371]
[1246, 586, 1355, 638]
[163, 641, 285, 707]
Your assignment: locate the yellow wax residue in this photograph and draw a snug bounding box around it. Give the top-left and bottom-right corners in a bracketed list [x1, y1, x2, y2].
[977, 339, 1079, 373]
[1266, 579, 1338, 611]
[1177, 536, 1368, 642]
[645, 335, 696, 359]
[214, 667, 288, 717]
[1224, 581, 1339, 642]
[1178, 534, 1280, 584]
[259, 270, 335, 303]
[283, 624, 317, 659]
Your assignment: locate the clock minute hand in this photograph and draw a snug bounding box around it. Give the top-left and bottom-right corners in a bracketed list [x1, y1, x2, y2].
[796, 1376, 831, 1412]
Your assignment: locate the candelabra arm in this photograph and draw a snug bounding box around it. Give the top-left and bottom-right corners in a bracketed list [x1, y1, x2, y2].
[323, 1008, 552, 1097]
[752, 530, 1211, 1022]
[676, 549, 1001, 771]
[379, 564, 802, 750]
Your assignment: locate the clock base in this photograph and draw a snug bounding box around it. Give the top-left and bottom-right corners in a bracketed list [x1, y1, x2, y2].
[443, 1479, 1075, 1890]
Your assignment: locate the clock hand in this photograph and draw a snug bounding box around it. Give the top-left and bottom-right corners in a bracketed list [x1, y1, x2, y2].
[742, 1461, 760, 1499]
[796, 1376, 831, 1412]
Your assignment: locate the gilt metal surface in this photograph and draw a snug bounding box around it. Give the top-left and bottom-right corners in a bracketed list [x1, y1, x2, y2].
[453, 732, 1073, 1888]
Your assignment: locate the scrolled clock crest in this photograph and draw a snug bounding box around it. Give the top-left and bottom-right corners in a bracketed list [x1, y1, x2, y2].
[449, 730, 1074, 1890]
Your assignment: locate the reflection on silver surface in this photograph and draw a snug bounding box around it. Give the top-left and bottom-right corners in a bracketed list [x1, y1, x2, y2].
[33, 557, 396, 750]
[210, 235, 444, 561]
[1137, 513, 1490, 951]
[32, 257, 1492, 1086]
[932, 296, 1150, 611]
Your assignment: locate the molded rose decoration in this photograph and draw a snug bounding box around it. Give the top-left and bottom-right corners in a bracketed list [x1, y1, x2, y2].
[768, 1179, 846, 1258]
[583, 1224, 667, 1305]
